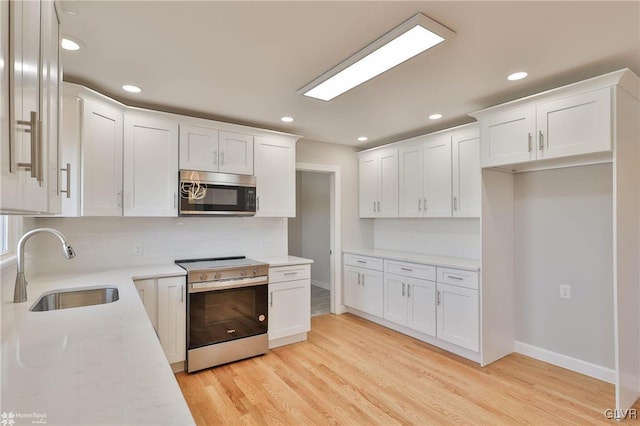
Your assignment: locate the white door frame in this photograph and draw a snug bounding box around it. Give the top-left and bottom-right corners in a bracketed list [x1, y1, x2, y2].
[295, 162, 342, 314]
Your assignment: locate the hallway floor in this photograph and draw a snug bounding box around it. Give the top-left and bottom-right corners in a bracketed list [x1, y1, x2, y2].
[310, 284, 330, 316]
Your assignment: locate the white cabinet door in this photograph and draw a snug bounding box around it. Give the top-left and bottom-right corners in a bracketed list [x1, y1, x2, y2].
[452, 131, 480, 218]
[358, 153, 378, 218]
[269, 279, 311, 341]
[123, 111, 178, 217]
[179, 124, 218, 171]
[480, 106, 536, 168]
[383, 274, 408, 325]
[378, 149, 399, 217]
[398, 144, 423, 217]
[358, 148, 398, 218]
[254, 136, 295, 217]
[361, 268, 384, 317]
[81, 97, 124, 216]
[218, 131, 253, 175]
[423, 136, 452, 217]
[157, 276, 186, 364]
[60, 94, 81, 216]
[436, 282, 479, 351]
[6, 0, 46, 213]
[134, 278, 158, 331]
[343, 266, 365, 311]
[407, 279, 436, 337]
[536, 87, 611, 160]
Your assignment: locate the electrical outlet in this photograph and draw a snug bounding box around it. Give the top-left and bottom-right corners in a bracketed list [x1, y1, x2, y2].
[559, 284, 571, 299]
[133, 243, 144, 256]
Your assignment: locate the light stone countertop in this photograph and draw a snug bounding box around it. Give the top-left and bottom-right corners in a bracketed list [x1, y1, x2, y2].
[254, 255, 314, 267]
[0, 264, 195, 426]
[343, 248, 480, 271]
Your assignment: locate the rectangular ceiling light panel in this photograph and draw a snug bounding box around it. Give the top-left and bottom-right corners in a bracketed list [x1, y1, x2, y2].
[299, 13, 455, 102]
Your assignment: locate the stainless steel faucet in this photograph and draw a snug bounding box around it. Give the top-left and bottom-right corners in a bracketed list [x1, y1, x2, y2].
[14, 228, 76, 303]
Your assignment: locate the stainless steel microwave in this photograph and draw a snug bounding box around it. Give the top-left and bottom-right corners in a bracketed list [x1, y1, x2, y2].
[179, 170, 256, 216]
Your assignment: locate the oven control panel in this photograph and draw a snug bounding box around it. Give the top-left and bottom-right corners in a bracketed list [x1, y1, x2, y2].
[188, 264, 269, 284]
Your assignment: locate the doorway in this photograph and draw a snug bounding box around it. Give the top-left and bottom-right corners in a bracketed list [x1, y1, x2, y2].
[288, 163, 341, 316]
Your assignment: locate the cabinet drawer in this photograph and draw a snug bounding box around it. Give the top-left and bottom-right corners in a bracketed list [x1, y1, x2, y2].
[384, 260, 436, 281]
[343, 254, 383, 271]
[269, 265, 311, 283]
[437, 267, 479, 290]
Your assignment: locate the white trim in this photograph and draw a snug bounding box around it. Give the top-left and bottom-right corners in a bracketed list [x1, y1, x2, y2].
[295, 162, 342, 314]
[310, 279, 330, 291]
[515, 341, 615, 384]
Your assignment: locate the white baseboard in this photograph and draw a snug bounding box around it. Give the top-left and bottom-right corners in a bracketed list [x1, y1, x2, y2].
[311, 279, 330, 291]
[514, 341, 615, 384]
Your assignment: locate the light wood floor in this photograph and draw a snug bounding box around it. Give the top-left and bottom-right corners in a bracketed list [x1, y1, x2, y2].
[176, 314, 640, 425]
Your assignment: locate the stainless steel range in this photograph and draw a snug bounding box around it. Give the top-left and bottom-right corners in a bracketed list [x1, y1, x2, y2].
[175, 256, 269, 373]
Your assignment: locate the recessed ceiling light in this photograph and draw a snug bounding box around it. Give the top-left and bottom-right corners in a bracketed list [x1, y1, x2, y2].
[122, 85, 142, 93]
[298, 13, 455, 101]
[429, 113, 443, 120]
[281, 116, 294, 123]
[358, 136, 368, 142]
[507, 71, 528, 81]
[61, 37, 80, 51]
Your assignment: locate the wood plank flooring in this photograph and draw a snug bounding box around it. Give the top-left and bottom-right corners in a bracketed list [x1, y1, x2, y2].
[176, 314, 640, 425]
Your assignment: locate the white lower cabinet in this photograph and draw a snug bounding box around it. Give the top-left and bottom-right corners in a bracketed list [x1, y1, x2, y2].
[384, 266, 436, 337]
[134, 276, 186, 365]
[344, 252, 480, 359]
[343, 255, 384, 317]
[268, 264, 311, 347]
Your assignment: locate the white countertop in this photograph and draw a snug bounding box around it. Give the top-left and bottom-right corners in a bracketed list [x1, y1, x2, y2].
[254, 255, 314, 267]
[343, 248, 480, 271]
[0, 264, 195, 426]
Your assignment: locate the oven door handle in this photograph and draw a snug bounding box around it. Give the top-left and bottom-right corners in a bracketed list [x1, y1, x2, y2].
[188, 276, 268, 293]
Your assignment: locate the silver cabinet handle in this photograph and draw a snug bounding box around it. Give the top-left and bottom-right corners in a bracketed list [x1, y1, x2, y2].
[539, 131, 544, 150]
[453, 196, 458, 211]
[181, 285, 184, 303]
[61, 163, 71, 198]
[357, 273, 361, 285]
[377, 201, 381, 212]
[256, 196, 260, 211]
[117, 191, 122, 207]
[418, 198, 422, 211]
[270, 291, 273, 307]
[220, 150, 225, 165]
[400, 267, 413, 272]
[447, 275, 463, 281]
[407, 285, 411, 298]
[213, 149, 218, 165]
[356, 260, 366, 264]
[284, 272, 298, 276]
[16, 111, 40, 180]
[528, 133, 533, 152]
[437, 290, 441, 306]
[402, 283, 405, 296]
[362, 275, 365, 286]
[423, 198, 427, 211]
[372, 201, 376, 213]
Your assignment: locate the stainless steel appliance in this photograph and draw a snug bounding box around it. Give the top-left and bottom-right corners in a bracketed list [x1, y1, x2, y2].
[179, 170, 257, 216]
[176, 256, 269, 373]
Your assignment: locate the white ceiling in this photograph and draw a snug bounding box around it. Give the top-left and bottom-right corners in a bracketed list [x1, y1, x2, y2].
[60, 1, 640, 148]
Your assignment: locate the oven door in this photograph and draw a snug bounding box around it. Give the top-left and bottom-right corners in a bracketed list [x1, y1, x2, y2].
[187, 283, 268, 350]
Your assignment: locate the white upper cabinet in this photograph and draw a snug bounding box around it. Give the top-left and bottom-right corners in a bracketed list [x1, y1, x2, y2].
[473, 77, 617, 169]
[359, 148, 398, 218]
[124, 110, 179, 217]
[452, 130, 480, 217]
[81, 97, 124, 216]
[2, 0, 61, 214]
[422, 136, 452, 217]
[179, 125, 218, 172]
[179, 125, 253, 175]
[254, 136, 296, 217]
[397, 125, 479, 218]
[218, 131, 253, 175]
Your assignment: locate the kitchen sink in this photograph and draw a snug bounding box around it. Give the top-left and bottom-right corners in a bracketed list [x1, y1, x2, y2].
[30, 286, 119, 312]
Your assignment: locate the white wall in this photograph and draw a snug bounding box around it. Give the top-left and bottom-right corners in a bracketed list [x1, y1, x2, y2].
[298, 171, 331, 287]
[514, 163, 614, 369]
[287, 172, 303, 257]
[373, 218, 481, 260]
[21, 216, 288, 277]
[296, 139, 373, 250]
